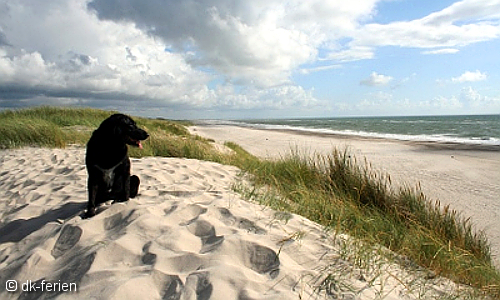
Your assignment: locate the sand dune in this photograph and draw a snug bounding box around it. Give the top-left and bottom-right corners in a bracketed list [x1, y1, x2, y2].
[0, 148, 471, 299]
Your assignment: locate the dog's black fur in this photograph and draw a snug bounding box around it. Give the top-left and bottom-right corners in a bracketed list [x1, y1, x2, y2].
[85, 114, 149, 218]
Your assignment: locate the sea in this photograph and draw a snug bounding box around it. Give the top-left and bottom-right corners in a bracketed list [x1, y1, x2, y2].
[200, 115, 500, 147]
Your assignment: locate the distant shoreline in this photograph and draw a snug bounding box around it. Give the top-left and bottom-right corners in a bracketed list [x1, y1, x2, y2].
[195, 122, 500, 152]
[193, 114, 500, 150]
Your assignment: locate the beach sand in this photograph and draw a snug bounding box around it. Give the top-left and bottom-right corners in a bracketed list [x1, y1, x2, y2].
[0, 147, 470, 299]
[190, 125, 500, 268]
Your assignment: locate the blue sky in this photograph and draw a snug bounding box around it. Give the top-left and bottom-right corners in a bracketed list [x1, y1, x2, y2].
[0, 0, 499, 119]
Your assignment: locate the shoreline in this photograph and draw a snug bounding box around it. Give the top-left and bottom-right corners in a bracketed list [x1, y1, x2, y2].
[193, 119, 500, 152]
[195, 121, 500, 152]
[271, 127, 500, 152]
[189, 124, 500, 267]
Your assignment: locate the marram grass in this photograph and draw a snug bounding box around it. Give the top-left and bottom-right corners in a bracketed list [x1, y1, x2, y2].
[233, 148, 499, 291]
[1, 106, 499, 297]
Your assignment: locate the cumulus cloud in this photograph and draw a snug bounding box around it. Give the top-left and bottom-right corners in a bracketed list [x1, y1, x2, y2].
[0, 0, 325, 113]
[1, 0, 385, 114]
[460, 86, 500, 108]
[452, 70, 487, 82]
[0, 1, 210, 102]
[360, 72, 393, 86]
[86, 0, 381, 85]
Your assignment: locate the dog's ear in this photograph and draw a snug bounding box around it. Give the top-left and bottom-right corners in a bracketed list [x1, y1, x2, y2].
[113, 125, 123, 138]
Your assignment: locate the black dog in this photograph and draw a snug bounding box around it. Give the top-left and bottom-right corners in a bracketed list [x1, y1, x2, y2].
[85, 114, 149, 218]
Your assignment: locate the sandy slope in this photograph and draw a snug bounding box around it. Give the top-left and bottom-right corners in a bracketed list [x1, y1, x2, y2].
[0, 148, 474, 299]
[189, 124, 500, 268]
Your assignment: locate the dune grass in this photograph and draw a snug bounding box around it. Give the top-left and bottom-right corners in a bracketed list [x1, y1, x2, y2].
[230, 148, 499, 295]
[1, 106, 499, 297]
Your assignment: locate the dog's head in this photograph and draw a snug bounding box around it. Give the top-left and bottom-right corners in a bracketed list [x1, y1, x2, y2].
[98, 114, 149, 148]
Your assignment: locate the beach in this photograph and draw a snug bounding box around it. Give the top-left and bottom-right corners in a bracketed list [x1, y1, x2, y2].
[189, 124, 500, 268]
[0, 147, 473, 299]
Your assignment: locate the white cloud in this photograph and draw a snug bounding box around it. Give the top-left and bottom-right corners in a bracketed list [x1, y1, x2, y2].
[360, 72, 393, 86]
[420, 96, 464, 109]
[352, 0, 500, 51]
[345, 85, 500, 116]
[213, 84, 319, 110]
[343, 92, 420, 115]
[0, 0, 213, 104]
[325, 46, 375, 62]
[421, 0, 500, 25]
[356, 21, 499, 50]
[0, 0, 379, 113]
[85, 0, 382, 86]
[452, 70, 487, 82]
[299, 64, 342, 75]
[422, 48, 460, 55]
[356, 91, 393, 107]
[460, 86, 500, 108]
[460, 86, 482, 103]
[0, 0, 325, 113]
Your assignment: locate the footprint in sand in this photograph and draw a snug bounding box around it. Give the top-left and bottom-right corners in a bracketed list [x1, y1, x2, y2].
[202, 170, 225, 179]
[22, 179, 36, 188]
[218, 208, 266, 234]
[56, 251, 96, 286]
[179, 204, 208, 225]
[161, 275, 183, 300]
[141, 241, 157, 266]
[104, 211, 137, 240]
[51, 225, 83, 258]
[56, 166, 73, 175]
[21, 251, 97, 300]
[186, 220, 225, 254]
[183, 271, 213, 300]
[163, 202, 179, 215]
[241, 241, 280, 279]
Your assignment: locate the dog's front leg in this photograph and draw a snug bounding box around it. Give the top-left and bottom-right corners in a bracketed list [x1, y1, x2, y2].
[122, 172, 131, 202]
[86, 178, 99, 218]
[114, 161, 131, 203]
[113, 174, 130, 202]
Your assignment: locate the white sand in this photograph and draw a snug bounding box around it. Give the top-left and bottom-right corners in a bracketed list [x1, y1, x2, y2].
[0, 147, 471, 299]
[190, 125, 500, 268]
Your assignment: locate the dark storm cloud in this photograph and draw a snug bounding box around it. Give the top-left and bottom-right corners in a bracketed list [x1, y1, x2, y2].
[0, 84, 134, 102]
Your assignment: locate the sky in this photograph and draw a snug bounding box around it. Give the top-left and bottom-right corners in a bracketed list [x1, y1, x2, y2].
[0, 0, 499, 119]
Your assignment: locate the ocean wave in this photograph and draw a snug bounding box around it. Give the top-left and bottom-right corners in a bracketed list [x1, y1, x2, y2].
[287, 127, 499, 146]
